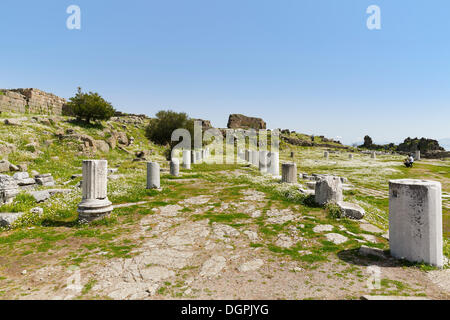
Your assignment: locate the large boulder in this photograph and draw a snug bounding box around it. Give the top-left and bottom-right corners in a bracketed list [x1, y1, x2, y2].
[227, 114, 266, 130]
[0, 175, 19, 204]
[314, 176, 343, 205]
[94, 140, 110, 153]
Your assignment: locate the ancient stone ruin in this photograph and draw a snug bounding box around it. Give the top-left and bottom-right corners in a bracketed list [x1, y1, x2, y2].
[389, 179, 443, 267]
[0, 88, 68, 115]
[227, 114, 266, 130]
[77, 160, 113, 222]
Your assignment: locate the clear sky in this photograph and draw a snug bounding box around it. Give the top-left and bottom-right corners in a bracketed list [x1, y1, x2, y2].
[1, 0, 449, 145]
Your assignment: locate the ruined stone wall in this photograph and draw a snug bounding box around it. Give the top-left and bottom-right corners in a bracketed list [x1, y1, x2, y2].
[0, 88, 67, 115]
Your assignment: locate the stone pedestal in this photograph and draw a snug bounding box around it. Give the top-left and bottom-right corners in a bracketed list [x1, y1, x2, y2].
[259, 151, 269, 173]
[147, 162, 160, 189]
[389, 179, 443, 267]
[314, 176, 343, 205]
[78, 160, 113, 222]
[281, 162, 297, 183]
[415, 150, 421, 161]
[268, 152, 280, 176]
[324, 151, 329, 159]
[170, 159, 180, 177]
[182, 150, 191, 169]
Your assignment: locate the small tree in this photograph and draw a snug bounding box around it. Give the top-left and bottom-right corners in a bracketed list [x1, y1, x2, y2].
[145, 110, 194, 156]
[67, 87, 115, 123]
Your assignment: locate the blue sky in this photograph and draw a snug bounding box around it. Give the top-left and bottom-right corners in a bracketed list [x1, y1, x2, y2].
[1, 0, 449, 145]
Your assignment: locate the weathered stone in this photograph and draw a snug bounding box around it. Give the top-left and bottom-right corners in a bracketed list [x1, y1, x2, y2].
[13, 172, 29, 180]
[325, 233, 348, 245]
[0, 160, 11, 173]
[314, 176, 343, 205]
[238, 259, 264, 272]
[359, 245, 386, 259]
[389, 179, 443, 267]
[0, 212, 25, 227]
[17, 178, 36, 186]
[4, 118, 21, 126]
[94, 140, 110, 153]
[227, 114, 266, 130]
[146, 162, 160, 189]
[35, 174, 55, 187]
[324, 151, 329, 159]
[337, 201, 365, 220]
[29, 190, 51, 203]
[415, 150, 421, 161]
[348, 154, 354, 160]
[258, 150, 268, 173]
[30, 207, 44, 215]
[200, 256, 227, 278]
[170, 159, 180, 177]
[313, 224, 334, 233]
[0, 175, 19, 204]
[182, 150, 191, 170]
[371, 151, 376, 159]
[281, 162, 297, 183]
[77, 160, 113, 222]
[268, 152, 279, 176]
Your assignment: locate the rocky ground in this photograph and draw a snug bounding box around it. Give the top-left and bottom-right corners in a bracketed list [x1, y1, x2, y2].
[0, 114, 448, 300]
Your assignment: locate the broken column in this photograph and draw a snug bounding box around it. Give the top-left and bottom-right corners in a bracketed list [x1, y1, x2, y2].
[268, 151, 280, 176]
[281, 162, 297, 183]
[170, 159, 180, 176]
[371, 152, 376, 159]
[146, 162, 160, 189]
[324, 151, 329, 159]
[182, 150, 191, 169]
[415, 150, 421, 161]
[77, 160, 113, 222]
[389, 179, 443, 267]
[348, 154, 353, 160]
[251, 150, 259, 167]
[0, 175, 19, 205]
[259, 151, 268, 173]
[314, 176, 343, 205]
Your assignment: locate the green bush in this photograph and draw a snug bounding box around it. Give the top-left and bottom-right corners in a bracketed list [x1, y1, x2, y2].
[66, 87, 115, 123]
[325, 203, 342, 219]
[145, 110, 194, 149]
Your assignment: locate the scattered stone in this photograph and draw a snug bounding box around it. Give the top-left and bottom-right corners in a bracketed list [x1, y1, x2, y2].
[238, 259, 264, 272]
[29, 190, 51, 203]
[4, 118, 21, 126]
[0, 212, 25, 227]
[243, 230, 259, 241]
[325, 233, 348, 245]
[361, 234, 377, 243]
[35, 174, 55, 187]
[337, 201, 365, 220]
[312, 224, 334, 233]
[200, 256, 227, 278]
[275, 235, 294, 248]
[359, 223, 383, 234]
[213, 223, 240, 238]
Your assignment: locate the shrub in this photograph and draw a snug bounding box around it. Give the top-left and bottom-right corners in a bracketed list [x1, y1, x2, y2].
[66, 87, 115, 123]
[325, 203, 342, 219]
[145, 110, 194, 149]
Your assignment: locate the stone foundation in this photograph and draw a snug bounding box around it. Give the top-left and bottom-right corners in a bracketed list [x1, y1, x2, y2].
[0, 88, 67, 115]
